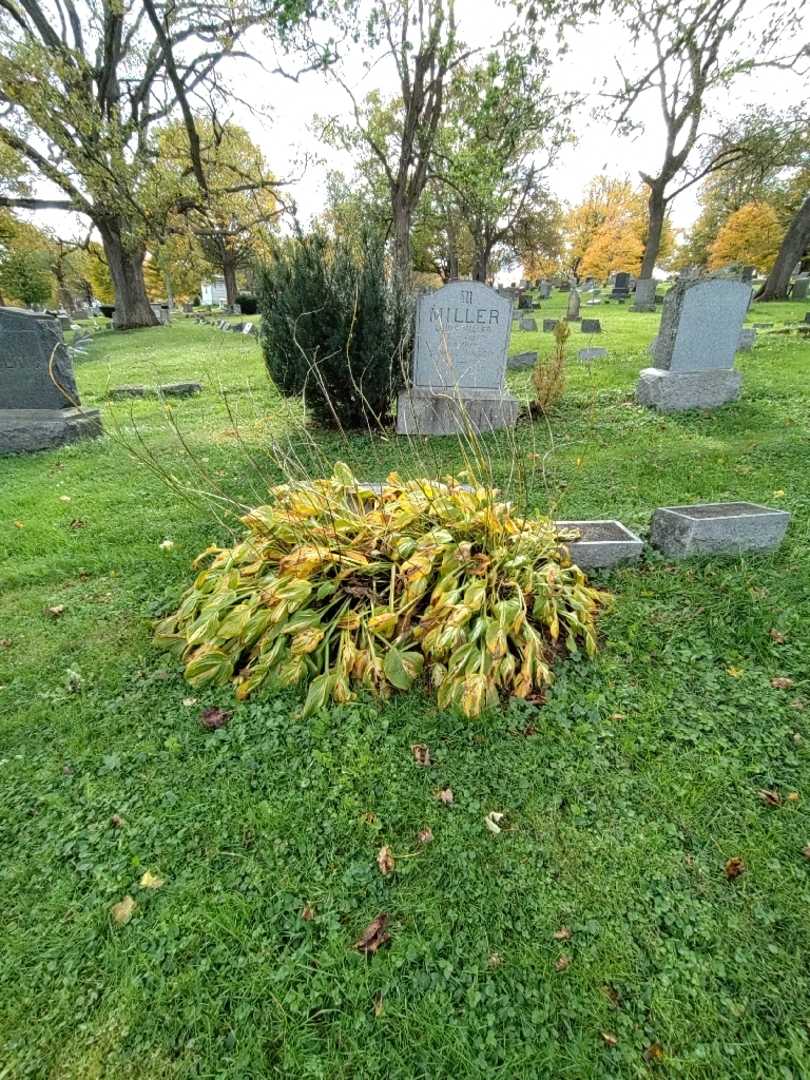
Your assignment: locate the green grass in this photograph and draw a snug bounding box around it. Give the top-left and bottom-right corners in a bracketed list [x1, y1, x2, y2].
[2, 295, 810, 1078]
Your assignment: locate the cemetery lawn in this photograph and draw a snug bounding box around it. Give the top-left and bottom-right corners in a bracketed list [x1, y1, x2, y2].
[2, 297, 810, 1079]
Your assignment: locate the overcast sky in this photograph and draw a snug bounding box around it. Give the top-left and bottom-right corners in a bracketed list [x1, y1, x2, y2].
[24, 0, 808, 271]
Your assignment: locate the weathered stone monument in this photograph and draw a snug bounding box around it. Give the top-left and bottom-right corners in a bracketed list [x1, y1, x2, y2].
[566, 288, 581, 322]
[632, 279, 656, 311]
[578, 347, 608, 363]
[636, 275, 749, 412]
[581, 318, 601, 333]
[538, 281, 551, 300]
[792, 275, 810, 300]
[0, 307, 102, 453]
[611, 271, 631, 300]
[396, 281, 518, 436]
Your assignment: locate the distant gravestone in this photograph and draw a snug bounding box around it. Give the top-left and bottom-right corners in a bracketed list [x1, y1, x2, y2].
[543, 319, 559, 332]
[507, 351, 537, 370]
[558, 281, 570, 292]
[151, 303, 170, 325]
[581, 318, 601, 333]
[637, 275, 749, 412]
[792, 276, 810, 300]
[0, 307, 102, 453]
[737, 328, 756, 351]
[242, 322, 257, 335]
[519, 316, 538, 332]
[566, 289, 581, 321]
[741, 266, 755, 283]
[632, 279, 656, 311]
[805, 312, 810, 324]
[397, 281, 517, 435]
[578, 347, 608, 363]
[182, 303, 194, 313]
[611, 271, 631, 299]
[538, 281, 551, 299]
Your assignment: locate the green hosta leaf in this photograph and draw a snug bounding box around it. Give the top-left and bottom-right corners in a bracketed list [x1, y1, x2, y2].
[302, 672, 337, 717]
[384, 646, 424, 691]
[332, 461, 356, 487]
[184, 647, 233, 688]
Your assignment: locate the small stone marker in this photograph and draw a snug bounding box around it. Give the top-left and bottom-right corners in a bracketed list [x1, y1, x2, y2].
[566, 289, 581, 322]
[637, 274, 749, 412]
[804, 312, 810, 324]
[242, 322, 256, 335]
[611, 271, 631, 299]
[650, 502, 790, 558]
[557, 520, 643, 569]
[581, 318, 601, 333]
[740, 266, 755, 283]
[110, 382, 202, 399]
[791, 276, 809, 300]
[578, 347, 607, 363]
[752, 322, 773, 329]
[397, 281, 517, 436]
[0, 307, 101, 454]
[507, 351, 537, 370]
[519, 316, 538, 332]
[538, 281, 551, 299]
[150, 303, 170, 325]
[159, 382, 202, 397]
[543, 319, 559, 332]
[737, 328, 756, 351]
[632, 278, 656, 311]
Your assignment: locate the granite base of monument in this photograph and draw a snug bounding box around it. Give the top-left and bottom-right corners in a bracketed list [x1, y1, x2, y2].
[0, 407, 102, 454]
[651, 502, 790, 557]
[636, 367, 742, 411]
[556, 520, 643, 569]
[396, 388, 519, 436]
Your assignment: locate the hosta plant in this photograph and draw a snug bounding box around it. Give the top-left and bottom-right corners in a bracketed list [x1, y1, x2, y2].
[155, 465, 609, 718]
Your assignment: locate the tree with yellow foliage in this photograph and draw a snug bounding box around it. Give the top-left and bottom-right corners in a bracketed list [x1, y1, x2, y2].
[708, 201, 784, 274]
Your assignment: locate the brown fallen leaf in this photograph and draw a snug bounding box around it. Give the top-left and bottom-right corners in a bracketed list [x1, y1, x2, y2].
[771, 676, 795, 690]
[69, 518, 86, 529]
[553, 927, 572, 941]
[0, 638, 11, 648]
[802, 844, 810, 861]
[488, 952, 503, 968]
[45, 605, 65, 618]
[301, 903, 315, 921]
[484, 811, 505, 835]
[199, 707, 232, 730]
[411, 743, 431, 767]
[757, 788, 782, 807]
[110, 814, 124, 829]
[601, 985, 621, 1008]
[111, 895, 137, 926]
[725, 856, 746, 880]
[418, 828, 433, 844]
[554, 954, 572, 972]
[14, 520, 24, 528]
[376, 845, 395, 876]
[139, 870, 165, 890]
[355, 913, 391, 954]
[787, 791, 800, 802]
[790, 699, 806, 711]
[601, 1032, 618, 1048]
[645, 1042, 665, 1063]
[437, 787, 454, 805]
[770, 628, 786, 644]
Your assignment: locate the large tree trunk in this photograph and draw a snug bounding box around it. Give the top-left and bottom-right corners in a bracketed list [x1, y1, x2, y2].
[392, 197, 411, 287]
[98, 220, 158, 330]
[635, 182, 666, 311]
[757, 195, 810, 301]
[222, 257, 238, 306]
[472, 248, 489, 283]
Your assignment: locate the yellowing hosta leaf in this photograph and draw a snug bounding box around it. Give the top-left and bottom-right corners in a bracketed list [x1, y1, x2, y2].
[384, 646, 424, 690]
[368, 611, 398, 638]
[139, 871, 165, 890]
[184, 647, 233, 688]
[291, 628, 324, 655]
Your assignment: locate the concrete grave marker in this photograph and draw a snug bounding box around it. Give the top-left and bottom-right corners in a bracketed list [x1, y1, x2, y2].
[791, 276, 809, 300]
[651, 502, 790, 557]
[611, 271, 631, 299]
[737, 328, 756, 351]
[632, 279, 656, 311]
[543, 319, 559, 332]
[397, 281, 517, 435]
[637, 275, 748, 411]
[519, 316, 538, 332]
[507, 351, 537, 370]
[578, 347, 608, 362]
[566, 289, 581, 322]
[581, 318, 601, 333]
[0, 307, 101, 453]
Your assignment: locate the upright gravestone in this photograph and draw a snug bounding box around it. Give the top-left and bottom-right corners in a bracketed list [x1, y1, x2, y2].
[792, 276, 810, 300]
[636, 275, 749, 412]
[632, 279, 656, 311]
[396, 281, 518, 436]
[0, 307, 102, 453]
[611, 271, 631, 300]
[566, 288, 581, 322]
[538, 280, 551, 300]
[741, 266, 755, 283]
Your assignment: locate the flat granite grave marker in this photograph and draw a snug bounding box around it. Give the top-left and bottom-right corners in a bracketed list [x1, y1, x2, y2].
[396, 281, 518, 436]
[0, 307, 101, 453]
[637, 275, 749, 412]
[651, 502, 790, 557]
[557, 520, 643, 569]
[581, 318, 601, 333]
[507, 351, 537, 370]
[543, 319, 559, 332]
[519, 316, 538, 332]
[578, 347, 608, 363]
[737, 328, 756, 351]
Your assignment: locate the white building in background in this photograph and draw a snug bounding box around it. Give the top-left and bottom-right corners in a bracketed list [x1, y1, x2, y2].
[201, 277, 228, 306]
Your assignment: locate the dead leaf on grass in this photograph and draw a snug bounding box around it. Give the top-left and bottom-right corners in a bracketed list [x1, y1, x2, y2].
[376, 846, 395, 876]
[301, 903, 315, 921]
[771, 677, 795, 690]
[0, 638, 11, 648]
[553, 927, 572, 941]
[724, 856, 746, 880]
[488, 952, 503, 968]
[554, 954, 572, 972]
[199, 707, 232, 730]
[790, 699, 806, 711]
[45, 605, 65, 618]
[436, 787, 454, 805]
[757, 788, 782, 806]
[355, 913, 391, 954]
[111, 895, 137, 926]
[645, 1042, 665, 1063]
[411, 743, 431, 766]
[484, 811, 505, 835]
[418, 828, 433, 844]
[373, 995, 384, 1017]
[802, 844, 810, 861]
[139, 870, 165, 890]
[110, 814, 124, 829]
[601, 1031, 618, 1048]
[770, 628, 786, 644]
[787, 791, 800, 802]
